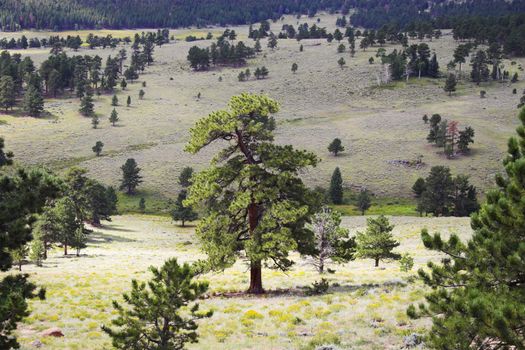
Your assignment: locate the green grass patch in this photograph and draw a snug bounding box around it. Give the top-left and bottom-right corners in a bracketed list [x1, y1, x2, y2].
[117, 189, 172, 215]
[332, 196, 417, 216]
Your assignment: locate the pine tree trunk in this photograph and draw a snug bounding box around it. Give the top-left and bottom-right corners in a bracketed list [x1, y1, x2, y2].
[375, 258, 379, 267]
[248, 261, 264, 294]
[247, 202, 264, 294]
[64, 241, 68, 256]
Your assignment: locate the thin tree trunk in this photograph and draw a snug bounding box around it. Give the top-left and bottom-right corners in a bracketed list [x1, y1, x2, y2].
[64, 241, 68, 256]
[375, 258, 379, 267]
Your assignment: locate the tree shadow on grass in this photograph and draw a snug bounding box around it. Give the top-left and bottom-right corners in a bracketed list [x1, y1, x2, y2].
[88, 231, 136, 243]
[209, 280, 408, 299]
[100, 223, 135, 233]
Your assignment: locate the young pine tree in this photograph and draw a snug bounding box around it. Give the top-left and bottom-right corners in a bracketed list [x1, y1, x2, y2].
[444, 73, 457, 96]
[119, 158, 143, 195]
[79, 89, 95, 116]
[91, 114, 99, 129]
[109, 108, 119, 126]
[111, 94, 119, 106]
[102, 259, 212, 350]
[355, 215, 400, 267]
[338, 57, 346, 69]
[171, 190, 198, 227]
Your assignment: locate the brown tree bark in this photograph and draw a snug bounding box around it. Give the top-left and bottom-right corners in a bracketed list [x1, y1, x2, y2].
[246, 202, 264, 294]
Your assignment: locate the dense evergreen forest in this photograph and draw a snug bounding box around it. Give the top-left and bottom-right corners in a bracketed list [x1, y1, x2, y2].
[0, 0, 524, 31]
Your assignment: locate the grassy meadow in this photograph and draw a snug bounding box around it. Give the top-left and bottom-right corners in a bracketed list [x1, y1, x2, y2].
[9, 215, 471, 349]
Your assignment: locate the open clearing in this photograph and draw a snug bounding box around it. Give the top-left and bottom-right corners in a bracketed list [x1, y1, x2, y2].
[0, 13, 523, 206]
[6, 214, 471, 350]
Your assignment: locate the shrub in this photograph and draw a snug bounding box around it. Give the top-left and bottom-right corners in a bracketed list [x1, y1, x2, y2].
[305, 279, 330, 296]
[399, 253, 414, 272]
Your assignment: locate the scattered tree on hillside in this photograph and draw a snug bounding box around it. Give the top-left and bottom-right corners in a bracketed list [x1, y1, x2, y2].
[338, 57, 346, 69]
[458, 126, 475, 153]
[120, 158, 143, 195]
[111, 94, 118, 106]
[109, 108, 119, 126]
[127, 96, 131, 107]
[268, 33, 278, 50]
[92, 141, 104, 156]
[91, 114, 99, 129]
[328, 138, 345, 156]
[291, 62, 298, 74]
[139, 89, 145, 100]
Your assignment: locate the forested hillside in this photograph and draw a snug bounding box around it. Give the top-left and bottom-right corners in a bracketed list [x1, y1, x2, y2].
[0, 0, 524, 31]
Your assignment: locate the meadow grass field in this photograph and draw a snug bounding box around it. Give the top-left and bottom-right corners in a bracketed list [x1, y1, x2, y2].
[0, 13, 523, 211]
[9, 214, 471, 350]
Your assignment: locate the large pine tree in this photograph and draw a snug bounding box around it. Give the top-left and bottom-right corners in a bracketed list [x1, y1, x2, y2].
[184, 93, 318, 294]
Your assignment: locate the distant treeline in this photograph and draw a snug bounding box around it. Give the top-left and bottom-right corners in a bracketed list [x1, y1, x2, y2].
[0, 0, 522, 31]
[0, 30, 169, 52]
